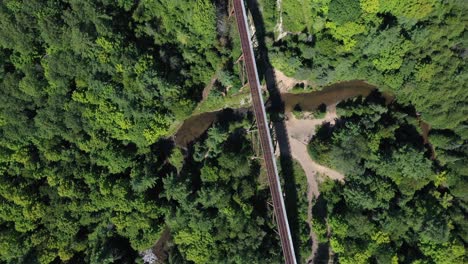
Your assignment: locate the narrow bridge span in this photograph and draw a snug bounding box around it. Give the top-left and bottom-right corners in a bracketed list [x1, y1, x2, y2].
[233, 1, 297, 263]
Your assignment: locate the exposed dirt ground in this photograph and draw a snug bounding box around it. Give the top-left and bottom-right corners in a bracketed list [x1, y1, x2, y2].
[274, 69, 310, 93]
[286, 105, 344, 196]
[202, 74, 218, 101]
[152, 227, 171, 263]
[283, 105, 345, 263]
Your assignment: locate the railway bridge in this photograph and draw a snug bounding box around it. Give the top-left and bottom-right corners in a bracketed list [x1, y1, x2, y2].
[233, 1, 297, 263]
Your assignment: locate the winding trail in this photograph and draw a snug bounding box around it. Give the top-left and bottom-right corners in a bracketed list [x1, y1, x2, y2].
[282, 106, 344, 262]
[202, 74, 218, 101]
[286, 107, 345, 195]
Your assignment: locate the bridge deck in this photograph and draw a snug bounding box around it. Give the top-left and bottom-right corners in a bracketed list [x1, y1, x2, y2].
[232, 1, 297, 263]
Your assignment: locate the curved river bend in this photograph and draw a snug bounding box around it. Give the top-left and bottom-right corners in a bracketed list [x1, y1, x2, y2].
[173, 80, 392, 147]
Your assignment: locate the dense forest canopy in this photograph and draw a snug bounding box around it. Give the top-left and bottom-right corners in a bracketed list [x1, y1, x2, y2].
[254, 5, 468, 260]
[164, 118, 284, 263]
[0, 0, 229, 262]
[259, 0, 467, 140]
[0, 2, 301, 260]
[309, 92, 466, 263]
[0, 0, 466, 263]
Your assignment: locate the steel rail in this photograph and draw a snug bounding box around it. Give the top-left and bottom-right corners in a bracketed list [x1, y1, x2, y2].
[233, 1, 297, 263]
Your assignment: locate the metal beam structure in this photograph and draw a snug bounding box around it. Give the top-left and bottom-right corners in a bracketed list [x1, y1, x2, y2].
[233, 1, 297, 263]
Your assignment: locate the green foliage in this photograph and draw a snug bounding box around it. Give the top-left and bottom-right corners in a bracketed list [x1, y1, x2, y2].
[309, 93, 467, 263]
[0, 0, 228, 262]
[328, 0, 362, 25]
[281, 0, 314, 33]
[363, 28, 414, 72]
[168, 147, 184, 173]
[261, 0, 467, 145]
[278, 159, 312, 262]
[313, 103, 327, 119]
[193, 88, 251, 114]
[270, 52, 303, 77]
[379, 0, 438, 23]
[1, 0, 466, 263]
[368, 146, 435, 195]
[164, 120, 283, 263]
[258, 0, 278, 33]
[292, 104, 304, 119]
[133, 0, 221, 87]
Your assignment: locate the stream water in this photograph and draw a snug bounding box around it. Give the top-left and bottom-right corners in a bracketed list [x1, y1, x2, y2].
[173, 111, 218, 147]
[281, 80, 393, 112]
[173, 80, 431, 148]
[173, 80, 389, 147]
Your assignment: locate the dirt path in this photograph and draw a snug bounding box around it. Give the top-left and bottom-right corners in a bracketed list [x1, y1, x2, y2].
[151, 227, 171, 263]
[202, 74, 218, 101]
[286, 105, 345, 188]
[283, 105, 344, 263]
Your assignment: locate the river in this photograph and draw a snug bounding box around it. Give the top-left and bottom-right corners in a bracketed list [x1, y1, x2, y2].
[173, 80, 390, 147]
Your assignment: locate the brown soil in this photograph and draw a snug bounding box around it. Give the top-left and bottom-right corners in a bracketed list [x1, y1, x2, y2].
[282, 105, 345, 262]
[202, 75, 218, 101]
[274, 69, 309, 93]
[152, 227, 171, 263]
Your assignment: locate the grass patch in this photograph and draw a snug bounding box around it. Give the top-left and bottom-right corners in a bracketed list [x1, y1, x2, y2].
[257, 0, 278, 33]
[292, 103, 327, 119]
[292, 104, 305, 119]
[167, 120, 183, 137]
[193, 89, 251, 115]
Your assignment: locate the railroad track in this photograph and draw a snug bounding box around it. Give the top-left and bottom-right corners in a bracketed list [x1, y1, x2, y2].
[233, 1, 297, 263]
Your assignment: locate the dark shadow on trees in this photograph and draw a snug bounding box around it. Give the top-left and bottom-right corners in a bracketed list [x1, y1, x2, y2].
[364, 89, 387, 105]
[245, 0, 304, 261]
[314, 243, 330, 264]
[311, 195, 329, 264]
[147, 138, 176, 200]
[312, 195, 327, 223]
[317, 103, 327, 113]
